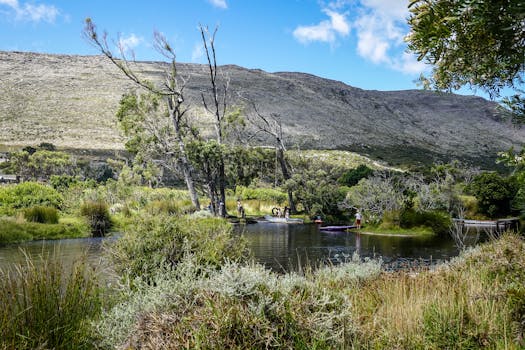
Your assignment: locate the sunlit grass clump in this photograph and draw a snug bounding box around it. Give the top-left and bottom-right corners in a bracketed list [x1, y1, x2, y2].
[0, 250, 104, 350]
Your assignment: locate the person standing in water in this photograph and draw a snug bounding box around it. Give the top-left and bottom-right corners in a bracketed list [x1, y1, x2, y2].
[355, 210, 362, 229]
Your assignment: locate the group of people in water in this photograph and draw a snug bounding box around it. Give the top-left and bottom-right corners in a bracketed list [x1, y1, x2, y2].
[271, 206, 290, 219]
[236, 198, 362, 229]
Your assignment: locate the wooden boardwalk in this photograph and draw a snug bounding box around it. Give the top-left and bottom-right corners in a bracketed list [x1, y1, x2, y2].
[453, 218, 520, 233]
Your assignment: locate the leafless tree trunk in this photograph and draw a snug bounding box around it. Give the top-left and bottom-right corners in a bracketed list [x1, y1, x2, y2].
[246, 102, 296, 212]
[199, 25, 228, 216]
[449, 205, 476, 250]
[83, 19, 200, 210]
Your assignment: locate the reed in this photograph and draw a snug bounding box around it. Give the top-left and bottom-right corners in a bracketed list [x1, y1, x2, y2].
[0, 249, 104, 350]
[23, 205, 59, 224]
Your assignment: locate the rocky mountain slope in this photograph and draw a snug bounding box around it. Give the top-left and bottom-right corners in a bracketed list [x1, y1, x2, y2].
[1, 51, 523, 167]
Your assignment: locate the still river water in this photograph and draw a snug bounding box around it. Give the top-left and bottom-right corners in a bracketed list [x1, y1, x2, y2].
[0, 222, 464, 273]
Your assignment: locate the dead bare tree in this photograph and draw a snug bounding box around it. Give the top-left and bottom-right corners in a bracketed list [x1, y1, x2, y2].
[245, 101, 296, 212]
[199, 24, 229, 216]
[83, 18, 200, 210]
[449, 205, 470, 250]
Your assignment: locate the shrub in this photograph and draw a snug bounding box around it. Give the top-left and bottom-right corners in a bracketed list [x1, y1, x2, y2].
[0, 182, 63, 215]
[0, 252, 104, 350]
[338, 164, 374, 187]
[94, 258, 382, 349]
[380, 210, 401, 229]
[400, 209, 451, 235]
[23, 206, 59, 224]
[467, 172, 518, 218]
[49, 174, 81, 191]
[109, 214, 250, 281]
[80, 200, 112, 237]
[235, 185, 287, 204]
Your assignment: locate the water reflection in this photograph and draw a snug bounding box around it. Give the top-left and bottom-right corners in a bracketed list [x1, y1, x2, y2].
[0, 224, 466, 274]
[0, 237, 114, 273]
[236, 223, 461, 272]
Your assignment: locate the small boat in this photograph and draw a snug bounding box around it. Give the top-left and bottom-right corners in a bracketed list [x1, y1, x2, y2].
[263, 215, 304, 224]
[319, 225, 356, 232]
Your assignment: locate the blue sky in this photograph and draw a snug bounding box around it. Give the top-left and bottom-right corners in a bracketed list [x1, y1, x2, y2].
[0, 0, 483, 94]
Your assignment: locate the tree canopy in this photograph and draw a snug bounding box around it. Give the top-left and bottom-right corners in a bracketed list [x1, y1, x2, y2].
[407, 0, 524, 98]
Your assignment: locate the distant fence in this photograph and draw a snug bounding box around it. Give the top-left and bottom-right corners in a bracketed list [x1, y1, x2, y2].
[453, 218, 520, 233]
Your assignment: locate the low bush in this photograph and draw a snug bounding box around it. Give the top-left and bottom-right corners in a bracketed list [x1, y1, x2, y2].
[23, 206, 59, 224]
[94, 258, 382, 349]
[400, 209, 451, 235]
[108, 214, 250, 281]
[0, 182, 63, 216]
[0, 251, 104, 350]
[338, 164, 374, 187]
[80, 200, 112, 237]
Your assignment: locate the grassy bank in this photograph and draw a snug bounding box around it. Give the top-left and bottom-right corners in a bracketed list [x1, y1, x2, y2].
[356, 225, 434, 236]
[0, 217, 89, 245]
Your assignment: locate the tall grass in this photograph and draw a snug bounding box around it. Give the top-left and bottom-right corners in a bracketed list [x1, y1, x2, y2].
[80, 200, 112, 237]
[0, 249, 104, 350]
[24, 205, 59, 224]
[349, 232, 525, 348]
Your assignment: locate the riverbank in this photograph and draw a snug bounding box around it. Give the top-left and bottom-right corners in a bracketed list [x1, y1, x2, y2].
[349, 225, 434, 237]
[94, 233, 525, 349]
[0, 217, 90, 245]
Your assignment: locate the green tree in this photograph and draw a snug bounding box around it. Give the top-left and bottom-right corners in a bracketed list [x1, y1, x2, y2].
[344, 174, 408, 225]
[338, 164, 374, 187]
[467, 172, 518, 218]
[407, 0, 525, 121]
[84, 19, 201, 210]
[284, 169, 346, 219]
[8, 150, 75, 181]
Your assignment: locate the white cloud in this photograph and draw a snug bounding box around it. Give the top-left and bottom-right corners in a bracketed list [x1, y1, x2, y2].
[293, 8, 350, 44]
[395, 52, 427, 74]
[353, 0, 426, 74]
[118, 34, 142, 54]
[293, 20, 336, 44]
[191, 43, 204, 62]
[208, 0, 227, 9]
[0, 0, 59, 23]
[294, 0, 426, 74]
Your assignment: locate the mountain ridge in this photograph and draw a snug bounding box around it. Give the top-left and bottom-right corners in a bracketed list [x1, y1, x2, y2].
[0, 50, 522, 168]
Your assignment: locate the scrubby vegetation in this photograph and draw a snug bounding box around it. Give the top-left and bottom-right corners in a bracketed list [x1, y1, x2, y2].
[1, 142, 524, 349]
[89, 233, 525, 349]
[80, 200, 112, 237]
[108, 215, 250, 281]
